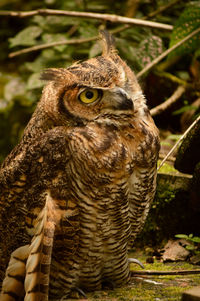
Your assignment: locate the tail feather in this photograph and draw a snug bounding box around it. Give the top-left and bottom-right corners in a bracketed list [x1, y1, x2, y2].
[0, 192, 62, 301]
[0, 245, 29, 300]
[24, 192, 61, 301]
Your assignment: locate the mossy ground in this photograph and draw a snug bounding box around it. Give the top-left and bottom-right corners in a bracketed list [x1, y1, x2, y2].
[77, 252, 200, 301]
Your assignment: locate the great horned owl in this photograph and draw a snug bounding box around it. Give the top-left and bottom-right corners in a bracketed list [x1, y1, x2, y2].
[0, 31, 160, 300]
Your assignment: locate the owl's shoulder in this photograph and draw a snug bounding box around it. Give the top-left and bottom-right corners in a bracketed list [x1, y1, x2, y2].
[0, 126, 72, 188]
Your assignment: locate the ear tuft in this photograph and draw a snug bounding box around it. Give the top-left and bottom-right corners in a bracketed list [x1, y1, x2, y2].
[41, 68, 68, 82]
[99, 30, 116, 56]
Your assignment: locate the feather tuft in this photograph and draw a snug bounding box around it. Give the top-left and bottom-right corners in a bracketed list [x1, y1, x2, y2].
[99, 30, 116, 56]
[41, 68, 65, 82]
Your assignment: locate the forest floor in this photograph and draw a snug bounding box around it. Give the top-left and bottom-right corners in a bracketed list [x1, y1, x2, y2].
[72, 250, 200, 301]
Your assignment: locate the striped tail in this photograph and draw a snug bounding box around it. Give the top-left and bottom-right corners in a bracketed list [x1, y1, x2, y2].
[24, 192, 61, 301]
[0, 245, 29, 300]
[0, 192, 62, 301]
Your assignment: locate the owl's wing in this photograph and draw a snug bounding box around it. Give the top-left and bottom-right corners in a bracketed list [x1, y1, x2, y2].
[0, 127, 79, 301]
[128, 165, 157, 245]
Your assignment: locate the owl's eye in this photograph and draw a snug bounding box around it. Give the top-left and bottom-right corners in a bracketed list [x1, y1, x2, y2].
[78, 89, 101, 104]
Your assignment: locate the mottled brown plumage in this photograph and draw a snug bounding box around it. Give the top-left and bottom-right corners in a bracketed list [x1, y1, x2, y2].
[0, 31, 160, 300]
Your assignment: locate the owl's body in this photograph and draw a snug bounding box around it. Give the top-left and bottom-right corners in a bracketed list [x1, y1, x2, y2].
[0, 31, 159, 300]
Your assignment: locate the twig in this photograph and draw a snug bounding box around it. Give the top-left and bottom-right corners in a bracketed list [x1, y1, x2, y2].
[143, 0, 182, 20]
[8, 0, 179, 58]
[9, 36, 98, 58]
[157, 115, 200, 171]
[9, 25, 135, 58]
[114, 0, 181, 35]
[159, 153, 175, 163]
[131, 269, 200, 276]
[136, 27, 200, 78]
[135, 277, 163, 285]
[119, 0, 183, 32]
[9, 23, 142, 58]
[0, 9, 173, 30]
[150, 85, 186, 117]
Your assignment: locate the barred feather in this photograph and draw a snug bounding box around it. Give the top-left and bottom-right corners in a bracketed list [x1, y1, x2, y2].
[24, 192, 62, 301]
[0, 245, 29, 300]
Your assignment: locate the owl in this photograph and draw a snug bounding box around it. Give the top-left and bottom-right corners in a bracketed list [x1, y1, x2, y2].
[0, 31, 160, 301]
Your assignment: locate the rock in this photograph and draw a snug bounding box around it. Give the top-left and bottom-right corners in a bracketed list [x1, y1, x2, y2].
[175, 118, 200, 174]
[182, 286, 200, 300]
[162, 239, 190, 262]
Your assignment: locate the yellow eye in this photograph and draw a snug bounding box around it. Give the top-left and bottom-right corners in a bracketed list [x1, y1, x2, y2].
[79, 89, 101, 104]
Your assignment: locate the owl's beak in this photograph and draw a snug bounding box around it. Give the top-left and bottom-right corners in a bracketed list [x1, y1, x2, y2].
[116, 88, 134, 111]
[117, 97, 133, 110]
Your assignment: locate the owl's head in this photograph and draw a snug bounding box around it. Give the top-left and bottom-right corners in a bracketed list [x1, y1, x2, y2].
[40, 30, 147, 126]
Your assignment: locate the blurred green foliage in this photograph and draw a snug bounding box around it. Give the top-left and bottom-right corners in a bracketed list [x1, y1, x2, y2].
[0, 0, 200, 162]
[169, 1, 200, 57]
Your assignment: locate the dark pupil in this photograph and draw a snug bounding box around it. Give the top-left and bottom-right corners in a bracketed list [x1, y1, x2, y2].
[85, 90, 94, 99]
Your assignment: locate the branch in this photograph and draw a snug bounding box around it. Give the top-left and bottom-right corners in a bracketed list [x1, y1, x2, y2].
[157, 114, 200, 171]
[8, 0, 179, 58]
[143, 0, 182, 20]
[150, 85, 186, 117]
[9, 23, 142, 58]
[136, 27, 200, 78]
[0, 9, 173, 30]
[9, 25, 134, 58]
[131, 269, 200, 276]
[9, 36, 98, 58]
[159, 154, 175, 163]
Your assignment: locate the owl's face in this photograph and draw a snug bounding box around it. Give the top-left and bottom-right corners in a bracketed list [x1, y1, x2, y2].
[58, 82, 134, 125]
[41, 32, 146, 126]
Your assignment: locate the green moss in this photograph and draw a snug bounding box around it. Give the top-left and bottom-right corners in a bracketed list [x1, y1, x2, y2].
[158, 161, 178, 174]
[135, 172, 193, 246]
[85, 257, 200, 301]
[153, 183, 176, 207]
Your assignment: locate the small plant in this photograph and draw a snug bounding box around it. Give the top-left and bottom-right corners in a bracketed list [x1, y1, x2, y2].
[175, 234, 200, 254]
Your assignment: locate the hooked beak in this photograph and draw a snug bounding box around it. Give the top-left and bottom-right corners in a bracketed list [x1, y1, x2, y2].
[117, 96, 133, 110]
[115, 88, 134, 111]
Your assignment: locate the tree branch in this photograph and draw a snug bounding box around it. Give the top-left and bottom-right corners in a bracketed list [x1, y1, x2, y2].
[131, 269, 200, 276]
[150, 85, 186, 117]
[8, 25, 132, 58]
[8, 0, 179, 58]
[159, 153, 175, 163]
[0, 8, 173, 30]
[136, 27, 200, 78]
[9, 36, 98, 58]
